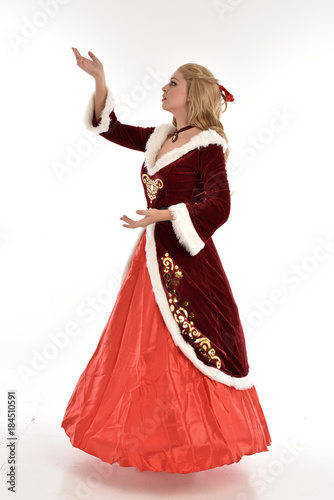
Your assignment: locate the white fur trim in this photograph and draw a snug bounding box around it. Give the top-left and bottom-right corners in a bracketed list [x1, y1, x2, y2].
[145, 223, 254, 390]
[84, 86, 116, 133]
[145, 125, 229, 176]
[168, 203, 204, 256]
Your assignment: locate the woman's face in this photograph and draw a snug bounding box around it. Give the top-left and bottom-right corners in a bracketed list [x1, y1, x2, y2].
[161, 70, 189, 113]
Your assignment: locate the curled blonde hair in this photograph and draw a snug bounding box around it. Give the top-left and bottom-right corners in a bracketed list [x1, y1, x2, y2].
[174, 63, 231, 161]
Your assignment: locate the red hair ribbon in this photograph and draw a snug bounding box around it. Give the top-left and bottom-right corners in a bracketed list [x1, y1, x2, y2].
[218, 83, 234, 102]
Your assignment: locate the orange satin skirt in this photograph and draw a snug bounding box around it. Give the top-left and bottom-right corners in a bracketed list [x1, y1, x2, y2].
[61, 231, 271, 474]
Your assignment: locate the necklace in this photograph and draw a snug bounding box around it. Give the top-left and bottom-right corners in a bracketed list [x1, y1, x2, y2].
[171, 125, 194, 143]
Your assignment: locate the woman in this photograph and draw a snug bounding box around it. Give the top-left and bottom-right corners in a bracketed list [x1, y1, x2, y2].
[61, 48, 271, 474]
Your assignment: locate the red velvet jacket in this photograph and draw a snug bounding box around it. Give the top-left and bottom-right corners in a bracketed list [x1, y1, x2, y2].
[84, 88, 252, 390]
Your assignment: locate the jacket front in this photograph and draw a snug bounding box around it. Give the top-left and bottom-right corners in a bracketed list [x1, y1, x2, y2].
[84, 87, 253, 390]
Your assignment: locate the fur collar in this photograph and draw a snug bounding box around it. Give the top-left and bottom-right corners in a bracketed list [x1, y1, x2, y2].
[144, 123, 228, 176]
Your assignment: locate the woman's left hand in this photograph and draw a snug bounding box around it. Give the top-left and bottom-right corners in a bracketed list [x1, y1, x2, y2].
[120, 209, 170, 229]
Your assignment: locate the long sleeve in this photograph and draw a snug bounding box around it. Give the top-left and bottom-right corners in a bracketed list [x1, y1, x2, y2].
[168, 144, 230, 256]
[84, 87, 156, 152]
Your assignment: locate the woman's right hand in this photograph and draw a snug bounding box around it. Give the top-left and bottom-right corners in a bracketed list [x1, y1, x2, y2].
[72, 47, 104, 80]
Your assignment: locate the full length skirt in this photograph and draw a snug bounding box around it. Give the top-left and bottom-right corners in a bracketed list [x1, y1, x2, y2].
[61, 231, 271, 474]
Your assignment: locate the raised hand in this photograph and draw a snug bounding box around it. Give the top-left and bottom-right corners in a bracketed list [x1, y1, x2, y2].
[71, 47, 104, 79]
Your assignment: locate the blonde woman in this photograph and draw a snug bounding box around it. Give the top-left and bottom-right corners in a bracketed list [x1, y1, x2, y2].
[61, 47, 271, 474]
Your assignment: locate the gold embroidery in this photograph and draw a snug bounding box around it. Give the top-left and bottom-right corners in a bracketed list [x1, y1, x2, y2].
[160, 252, 222, 369]
[142, 174, 163, 204]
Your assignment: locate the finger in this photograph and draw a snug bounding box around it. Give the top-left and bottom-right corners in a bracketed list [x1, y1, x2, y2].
[72, 48, 86, 66]
[136, 210, 148, 215]
[72, 47, 81, 59]
[88, 51, 98, 60]
[122, 221, 138, 228]
[72, 47, 79, 60]
[120, 215, 135, 224]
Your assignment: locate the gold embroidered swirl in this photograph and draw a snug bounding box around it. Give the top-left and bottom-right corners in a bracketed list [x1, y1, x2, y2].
[142, 174, 163, 204]
[161, 252, 222, 369]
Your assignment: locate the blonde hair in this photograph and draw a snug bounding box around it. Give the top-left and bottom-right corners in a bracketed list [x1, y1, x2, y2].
[174, 63, 231, 161]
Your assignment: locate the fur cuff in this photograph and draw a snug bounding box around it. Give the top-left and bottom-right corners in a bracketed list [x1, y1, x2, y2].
[168, 203, 205, 256]
[84, 86, 116, 133]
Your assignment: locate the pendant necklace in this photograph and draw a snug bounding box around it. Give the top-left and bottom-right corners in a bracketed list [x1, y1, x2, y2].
[171, 125, 194, 143]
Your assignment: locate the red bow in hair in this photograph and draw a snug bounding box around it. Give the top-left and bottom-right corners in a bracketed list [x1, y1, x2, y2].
[218, 83, 234, 102]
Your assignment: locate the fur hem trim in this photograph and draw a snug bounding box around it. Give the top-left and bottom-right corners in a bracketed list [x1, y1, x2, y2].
[84, 86, 116, 133]
[168, 203, 205, 256]
[145, 223, 254, 390]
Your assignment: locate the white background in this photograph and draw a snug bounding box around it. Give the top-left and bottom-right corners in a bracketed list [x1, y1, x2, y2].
[1, 0, 334, 498]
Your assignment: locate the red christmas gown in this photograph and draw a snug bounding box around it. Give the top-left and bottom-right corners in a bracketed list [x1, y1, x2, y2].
[61, 87, 271, 474]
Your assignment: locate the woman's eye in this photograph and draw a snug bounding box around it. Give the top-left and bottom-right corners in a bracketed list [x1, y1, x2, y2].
[170, 81, 176, 85]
